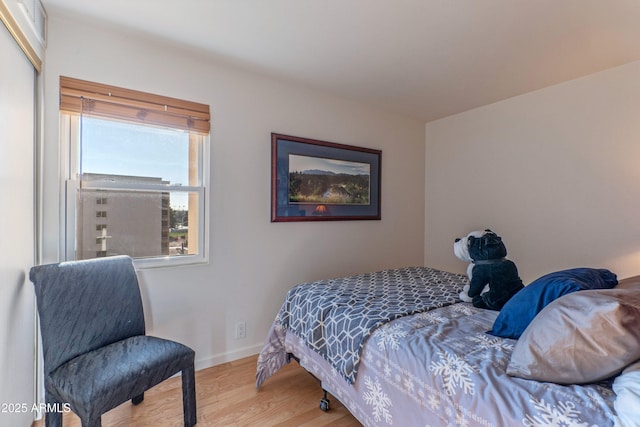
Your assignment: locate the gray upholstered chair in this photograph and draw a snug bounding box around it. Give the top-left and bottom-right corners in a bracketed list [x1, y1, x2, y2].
[30, 255, 196, 427]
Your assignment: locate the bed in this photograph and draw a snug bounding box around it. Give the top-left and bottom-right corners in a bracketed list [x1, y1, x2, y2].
[256, 266, 640, 426]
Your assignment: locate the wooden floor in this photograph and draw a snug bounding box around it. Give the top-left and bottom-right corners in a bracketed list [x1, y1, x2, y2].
[33, 355, 361, 427]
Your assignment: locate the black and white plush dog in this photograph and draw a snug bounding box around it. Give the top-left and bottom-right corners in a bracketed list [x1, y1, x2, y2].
[454, 229, 524, 311]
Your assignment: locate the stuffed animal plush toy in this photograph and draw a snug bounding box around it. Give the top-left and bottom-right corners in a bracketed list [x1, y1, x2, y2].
[454, 229, 524, 311]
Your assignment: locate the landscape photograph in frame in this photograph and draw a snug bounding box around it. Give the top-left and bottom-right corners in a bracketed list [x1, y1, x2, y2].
[271, 133, 381, 222]
[288, 154, 371, 205]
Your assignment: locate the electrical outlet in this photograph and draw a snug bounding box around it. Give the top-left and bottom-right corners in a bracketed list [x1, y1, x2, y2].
[235, 321, 246, 339]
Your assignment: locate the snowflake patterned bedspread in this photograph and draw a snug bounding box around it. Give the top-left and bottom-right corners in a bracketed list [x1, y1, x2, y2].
[287, 304, 616, 426]
[256, 266, 467, 387]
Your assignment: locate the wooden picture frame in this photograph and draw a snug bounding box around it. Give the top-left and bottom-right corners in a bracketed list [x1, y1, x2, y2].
[271, 133, 381, 222]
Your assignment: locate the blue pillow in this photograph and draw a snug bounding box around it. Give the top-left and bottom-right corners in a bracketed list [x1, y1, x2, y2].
[490, 268, 618, 339]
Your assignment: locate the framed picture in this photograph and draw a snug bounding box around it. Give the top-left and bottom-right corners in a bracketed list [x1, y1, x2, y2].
[271, 133, 381, 222]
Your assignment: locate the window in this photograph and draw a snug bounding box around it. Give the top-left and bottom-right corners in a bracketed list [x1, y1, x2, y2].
[60, 77, 210, 267]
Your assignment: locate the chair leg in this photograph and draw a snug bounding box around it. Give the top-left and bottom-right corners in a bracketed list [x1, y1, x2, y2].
[45, 411, 62, 427]
[182, 365, 197, 426]
[44, 394, 63, 427]
[81, 416, 102, 427]
[132, 393, 144, 405]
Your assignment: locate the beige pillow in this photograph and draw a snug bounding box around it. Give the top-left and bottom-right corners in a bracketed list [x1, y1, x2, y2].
[615, 275, 640, 290]
[507, 288, 640, 384]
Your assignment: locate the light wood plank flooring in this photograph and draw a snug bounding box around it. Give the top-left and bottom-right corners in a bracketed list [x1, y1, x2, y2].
[33, 355, 361, 427]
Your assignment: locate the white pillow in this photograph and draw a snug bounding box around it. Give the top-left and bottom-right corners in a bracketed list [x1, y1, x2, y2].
[614, 360, 640, 427]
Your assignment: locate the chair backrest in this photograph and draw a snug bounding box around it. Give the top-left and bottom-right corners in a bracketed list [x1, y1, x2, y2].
[30, 255, 145, 374]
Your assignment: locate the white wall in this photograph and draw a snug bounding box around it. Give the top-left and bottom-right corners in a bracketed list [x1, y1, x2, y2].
[42, 14, 426, 368]
[0, 20, 35, 427]
[425, 61, 640, 283]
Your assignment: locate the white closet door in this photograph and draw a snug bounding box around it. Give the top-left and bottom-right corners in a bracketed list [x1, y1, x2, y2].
[0, 19, 36, 427]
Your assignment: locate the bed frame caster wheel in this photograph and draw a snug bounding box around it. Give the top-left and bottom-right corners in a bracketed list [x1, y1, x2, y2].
[319, 389, 330, 412]
[319, 397, 330, 412]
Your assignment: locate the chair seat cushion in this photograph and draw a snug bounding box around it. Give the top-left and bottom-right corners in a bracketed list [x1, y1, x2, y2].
[46, 335, 194, 419]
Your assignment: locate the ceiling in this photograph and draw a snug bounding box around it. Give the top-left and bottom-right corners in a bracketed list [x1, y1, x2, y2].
[41, 0, 640, 122]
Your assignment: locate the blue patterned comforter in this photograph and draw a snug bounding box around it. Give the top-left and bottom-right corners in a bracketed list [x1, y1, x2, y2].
[257, 266, 467, 386]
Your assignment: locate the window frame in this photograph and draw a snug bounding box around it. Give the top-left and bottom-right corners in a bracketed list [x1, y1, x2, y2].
[60, 99, 210, 269]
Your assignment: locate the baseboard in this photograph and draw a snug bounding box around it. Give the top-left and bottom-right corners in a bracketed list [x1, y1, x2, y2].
[194, 343, 263, 371]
